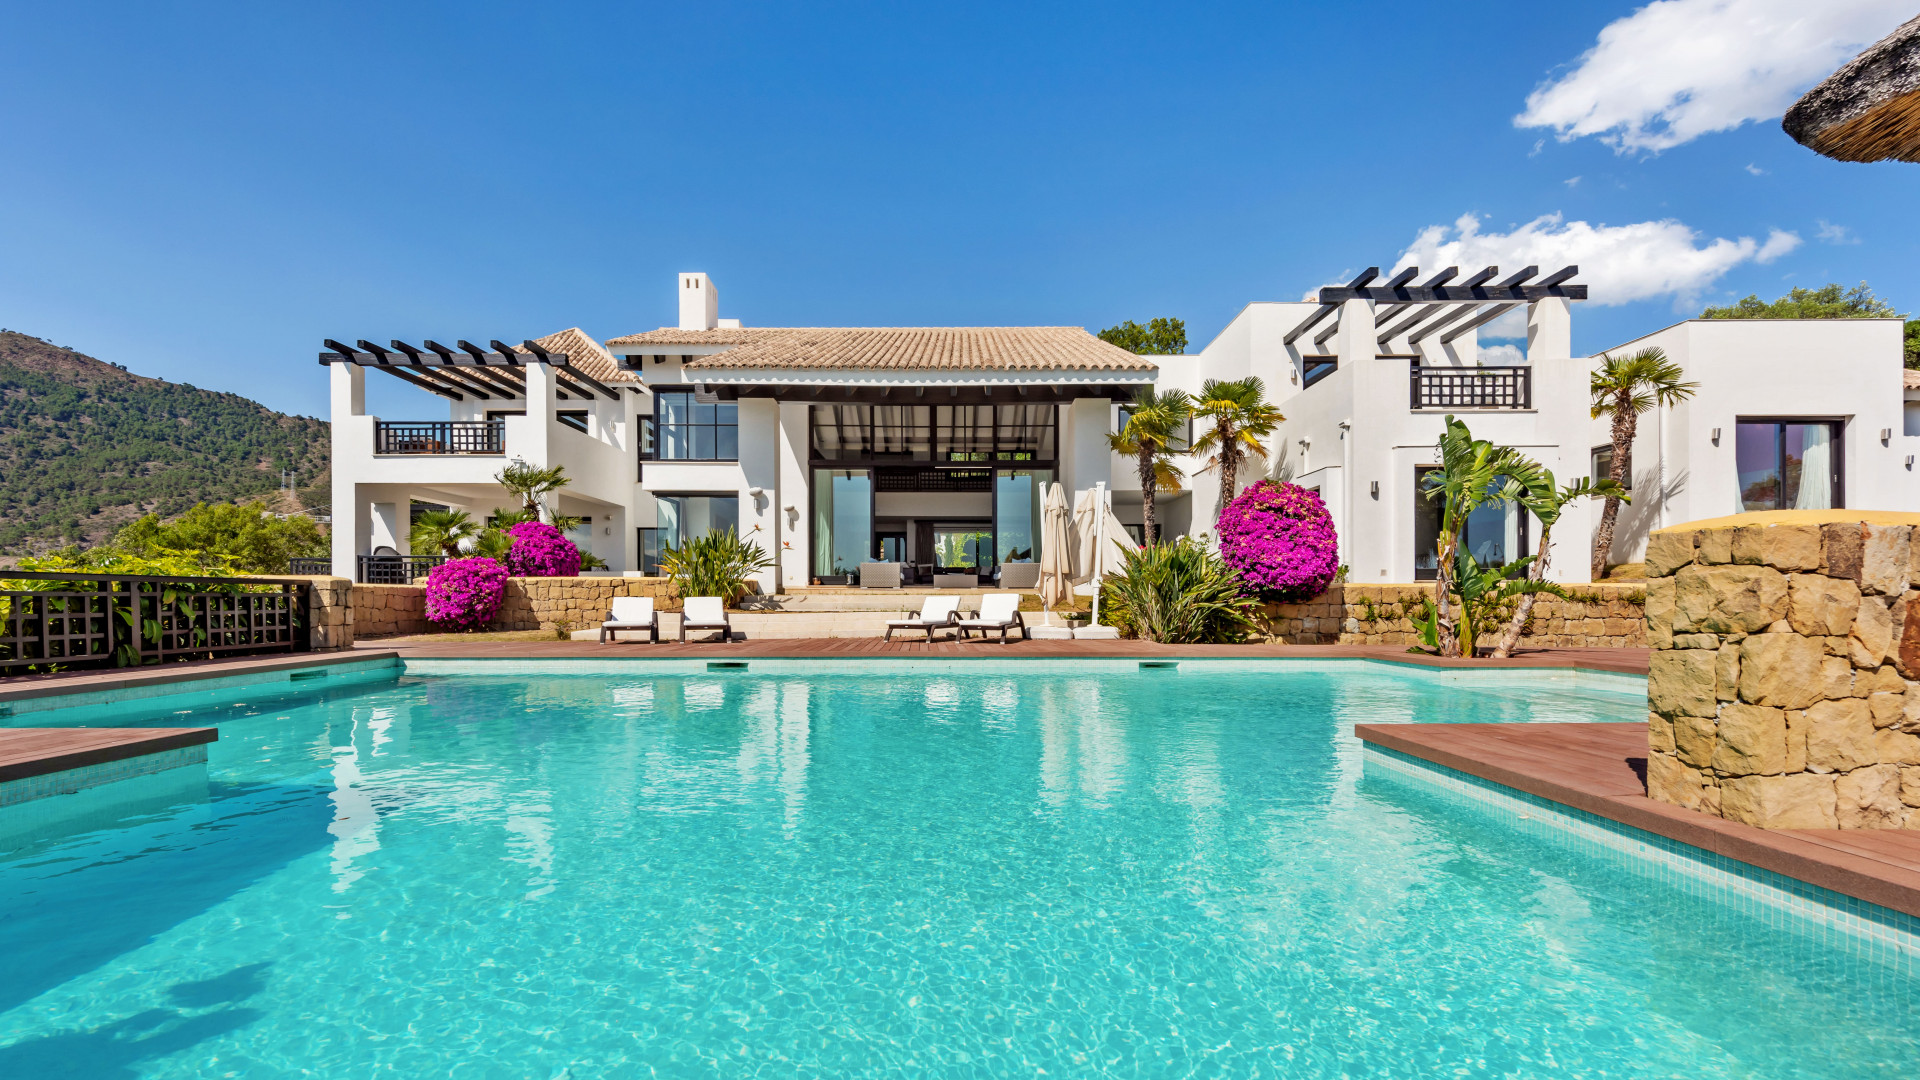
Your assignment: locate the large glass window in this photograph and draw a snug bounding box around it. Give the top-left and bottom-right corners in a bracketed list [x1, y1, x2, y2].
[1736, 420, 1841, 511]
[995, 469, 1050, 564]
[1116, 406, 1191, 451]
[654, 389, 738, 461]
[812, 469, 874, 579]
[934, 527, 994, 570]
[638, 494, 740, 574]
[1590, 445, 1631, 490]
[1412, 468, 1529, 581]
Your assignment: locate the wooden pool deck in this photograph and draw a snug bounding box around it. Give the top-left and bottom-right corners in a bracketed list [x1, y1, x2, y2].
[0, 726, 217, 783]
[1357, 722, 1920, 919]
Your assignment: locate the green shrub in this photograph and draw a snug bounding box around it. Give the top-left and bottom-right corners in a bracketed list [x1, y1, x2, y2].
[659, 528, 772, 604]
[1098, 538, 1257, 643]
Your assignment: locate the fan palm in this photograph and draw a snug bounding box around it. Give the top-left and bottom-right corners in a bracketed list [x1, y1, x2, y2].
[1422, 415, 1527, 657]
[1487, 462, 1628, 658]
[1589, 347, 1697, 578]
[1108, 387, 1191, 545]
[495, 461, 571, 517]
[1190, 377, 1284, 522]
[409, 509, 479, 558]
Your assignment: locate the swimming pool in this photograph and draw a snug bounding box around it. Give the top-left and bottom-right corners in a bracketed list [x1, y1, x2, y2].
[3, 659, 1916, 1076]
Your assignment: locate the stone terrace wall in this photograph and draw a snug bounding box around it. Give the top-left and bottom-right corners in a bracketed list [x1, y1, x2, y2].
[1256, 583, 1646, 648]
[353, 584, 429, 638]
[496, 577, 677, 633]
[1644, 513, 1920, 829]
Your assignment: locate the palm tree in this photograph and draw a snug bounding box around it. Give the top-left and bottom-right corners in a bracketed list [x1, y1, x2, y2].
[1190, 377, 1284, 522]
[1423, 416, 1527, 657]
[1589, 348, 1697, 578]
[409, 509, 479, 557]
[1488, 463, 1627, 659]
[1108, 387, 1191, 545]
[495, 461, 572, 520]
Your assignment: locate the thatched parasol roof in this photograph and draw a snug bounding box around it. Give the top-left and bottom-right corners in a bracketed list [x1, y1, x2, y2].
[1784, 15, 1920, 163]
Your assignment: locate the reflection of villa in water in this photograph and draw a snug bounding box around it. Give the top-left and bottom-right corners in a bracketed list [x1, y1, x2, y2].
[325, 269, 1919, 588]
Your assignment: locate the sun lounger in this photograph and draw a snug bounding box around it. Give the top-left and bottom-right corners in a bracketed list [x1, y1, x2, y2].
[884, 596, 962, 642]
[679, 596, 734, 642]
[599, 596, 660, 643]
[957, 593, 1027, 642]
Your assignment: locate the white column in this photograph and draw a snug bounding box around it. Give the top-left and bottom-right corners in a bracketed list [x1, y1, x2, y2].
[1332, 298, 1374, 369]
[328, 363, 366, 578]
[777, 402, 811, 590]
[1526, 298, 1572, 362]
[331, 361, 365, 417]
[521, 363, 556, 466]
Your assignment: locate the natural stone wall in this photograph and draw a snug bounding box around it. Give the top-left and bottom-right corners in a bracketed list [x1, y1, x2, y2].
[1643, 512, 1920, 829]
[304, 576, 353, 651]
[1256, 582, 1646, 648]
[353, 584, 429, 638]
[496, 577, 677, 633]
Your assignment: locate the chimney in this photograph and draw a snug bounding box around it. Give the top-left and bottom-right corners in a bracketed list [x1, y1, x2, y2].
[678, 272, 718, 331]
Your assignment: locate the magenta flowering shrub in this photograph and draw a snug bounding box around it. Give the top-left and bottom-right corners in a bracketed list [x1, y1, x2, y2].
[504, 521, 581, 577]
[1217, 480, 1340, 601]
[423, 556, 509, 630]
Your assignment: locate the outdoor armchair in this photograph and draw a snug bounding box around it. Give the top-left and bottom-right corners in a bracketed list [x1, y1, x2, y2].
[957, 593, 1027, 642]
[884, 596, 962, 642]
[679, 596, 734, 642]
[599, 596, 659, 644]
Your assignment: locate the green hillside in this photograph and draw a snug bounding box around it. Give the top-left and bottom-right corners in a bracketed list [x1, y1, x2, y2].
[0, 330, 329, 553]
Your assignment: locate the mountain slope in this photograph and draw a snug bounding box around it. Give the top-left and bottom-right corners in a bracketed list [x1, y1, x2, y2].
[0, 330, 329, 553]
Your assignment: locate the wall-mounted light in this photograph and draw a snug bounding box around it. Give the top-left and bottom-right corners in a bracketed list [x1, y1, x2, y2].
[1711, 428, 1721, 445]
[1370, 480, 1379, 498]
[1882, 428, 1893, 444]
[1908, 455, 1915, 469]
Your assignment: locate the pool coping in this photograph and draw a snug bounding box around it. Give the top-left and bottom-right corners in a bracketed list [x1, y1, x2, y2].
[0, 651, 402, 709]
[1355, 721, 1920, 920]
[0, 726, 217, 783]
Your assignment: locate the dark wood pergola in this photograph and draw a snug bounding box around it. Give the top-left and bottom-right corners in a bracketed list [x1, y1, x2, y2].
[317, 339, 624, 401]
[1283, 265, 1585, 351]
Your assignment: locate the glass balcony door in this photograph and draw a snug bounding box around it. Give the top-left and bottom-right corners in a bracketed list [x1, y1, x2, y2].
[812, 469, 874, 582]
[1736, 420, 1841, 511]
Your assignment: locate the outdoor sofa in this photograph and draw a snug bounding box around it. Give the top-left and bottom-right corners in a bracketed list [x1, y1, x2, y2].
[599, 596, 659, 643]
[679, 596, 735, 642]
[957, 593, 1028, 642]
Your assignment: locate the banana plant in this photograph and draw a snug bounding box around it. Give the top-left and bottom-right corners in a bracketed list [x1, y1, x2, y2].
[1488, 466, 1628, 659]
[1420, 416, 1528, 657]
[1449, 548, 1570, 657]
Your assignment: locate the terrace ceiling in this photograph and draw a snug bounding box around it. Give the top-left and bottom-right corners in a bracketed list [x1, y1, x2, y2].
[317, 338, 625, 401]
[1283, 265, 1585, 351]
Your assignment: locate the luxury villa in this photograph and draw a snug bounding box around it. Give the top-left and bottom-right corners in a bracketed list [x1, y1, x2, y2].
[324, 270, 1919, 587]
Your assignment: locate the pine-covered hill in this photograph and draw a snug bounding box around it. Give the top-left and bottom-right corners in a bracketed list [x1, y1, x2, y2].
[0, 330, 330, 553]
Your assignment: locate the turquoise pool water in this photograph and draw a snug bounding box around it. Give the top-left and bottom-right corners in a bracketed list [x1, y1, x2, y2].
[1, 661, 1916, 1077]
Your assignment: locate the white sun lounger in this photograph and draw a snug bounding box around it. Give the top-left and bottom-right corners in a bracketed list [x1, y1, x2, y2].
[957, 593, 1028, 642]
[884, 596, 962, 642]
[599, 596, 659, 643]
[679, 596, 734, 642]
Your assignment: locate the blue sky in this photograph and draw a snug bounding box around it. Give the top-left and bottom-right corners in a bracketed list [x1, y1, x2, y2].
[1, 1, 1913, 417]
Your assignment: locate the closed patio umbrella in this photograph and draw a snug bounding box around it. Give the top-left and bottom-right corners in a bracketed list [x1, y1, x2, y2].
[1073, 482, 1138, 629]
[1038, 482, 1073, 621]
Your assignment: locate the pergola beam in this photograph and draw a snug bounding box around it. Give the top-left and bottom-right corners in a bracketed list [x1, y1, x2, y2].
[1283, 266, 1381, 344]
[1407, 302, 1486, 345]
[1439, 302, 1524, 345]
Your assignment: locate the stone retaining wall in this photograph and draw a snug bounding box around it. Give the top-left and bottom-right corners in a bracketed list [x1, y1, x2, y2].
[353, 584, 429, 638]
[1643, 512, 1920, 830]
[496, 577, 677, 634]
[1257, 582, 1646, 648]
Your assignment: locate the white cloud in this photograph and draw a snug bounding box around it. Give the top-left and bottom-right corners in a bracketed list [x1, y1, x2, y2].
[1515, 0, 1910, 152]
[1816, 219, 1860, 244]
[1480, 306, 1530, 340]
[1745, 163, 1767, 175]
[1479, 343, 1526, 365]
[1396, 212, 1801, 307]
[1564, 176, 1582, 187]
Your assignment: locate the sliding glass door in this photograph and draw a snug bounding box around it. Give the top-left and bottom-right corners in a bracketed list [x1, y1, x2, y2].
[812, 469, 874, 581]
[994, 468, 1050, 565]
[1736, 420, 1841, 511]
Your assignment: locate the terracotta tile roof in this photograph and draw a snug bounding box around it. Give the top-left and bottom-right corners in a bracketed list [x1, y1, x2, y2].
[519, 327, 634, 383]
[605, 326, 1155, 372]
[1906, 369, 1920, 390]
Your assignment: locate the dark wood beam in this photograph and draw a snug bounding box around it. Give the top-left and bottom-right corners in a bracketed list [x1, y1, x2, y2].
[371, 364, 462, 400]
[1376, 303, 1449, 345]
[1440, 303, 1523, 345]
[1407, 302, 1487, 344]
[1381, 266, 1419, 289]
[553, 361, 621, 401]
[1314, 283, 1584, 303]
[1283, 304, 1338, 345]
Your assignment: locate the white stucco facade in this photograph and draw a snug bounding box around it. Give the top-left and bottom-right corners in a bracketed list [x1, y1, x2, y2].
[325, 272, 1918, 589]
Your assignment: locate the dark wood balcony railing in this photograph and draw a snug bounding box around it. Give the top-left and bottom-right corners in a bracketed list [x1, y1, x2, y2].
[357, 555, 446, 584]
[287, 558, 332, 575]
[1409, 363, 1532, 410]
[2, 571, 308, 675]
[374, 420, 505, 455]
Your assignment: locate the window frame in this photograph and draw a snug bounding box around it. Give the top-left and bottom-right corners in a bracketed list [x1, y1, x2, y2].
[1590, 444, 1632, 491]
[1733, 416, 1846, 511]
[1115, 404, 1193, 452]
[650, 386, 739, 462]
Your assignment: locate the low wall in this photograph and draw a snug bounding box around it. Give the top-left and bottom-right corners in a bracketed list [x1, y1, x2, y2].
[1643, 512, 1920, 830]
[340, 576, 681, 639]
[1257, 582, 1647, 648]
[353, 584, 429, 638]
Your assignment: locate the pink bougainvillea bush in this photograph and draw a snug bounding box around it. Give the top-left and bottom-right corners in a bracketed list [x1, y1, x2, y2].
[423, 556, 509, 630]
[1217, 480, 1341, 601]
[504, 521, 582, 577]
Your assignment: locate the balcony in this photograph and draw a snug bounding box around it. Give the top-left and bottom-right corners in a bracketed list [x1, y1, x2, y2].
[1409, 363, 1531, 410]
[374, 420, 506, 455]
